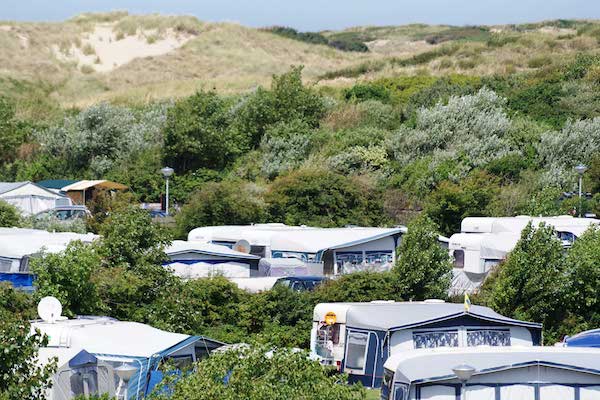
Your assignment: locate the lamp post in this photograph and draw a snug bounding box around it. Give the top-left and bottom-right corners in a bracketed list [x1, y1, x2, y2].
[574, 164, 588, 218]
[161, 167, 174, 216]
[115, 364, 137, 400]
[453, 364, 476, 400]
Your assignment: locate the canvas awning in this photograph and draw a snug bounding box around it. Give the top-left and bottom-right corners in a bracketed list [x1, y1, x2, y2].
[61, 180, 128, 192]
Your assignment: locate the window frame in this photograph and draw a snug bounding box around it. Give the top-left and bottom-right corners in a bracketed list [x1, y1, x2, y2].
[344, 330, 370, 374]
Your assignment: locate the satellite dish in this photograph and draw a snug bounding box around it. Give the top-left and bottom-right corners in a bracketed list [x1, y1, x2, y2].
[38, 296, 62, 323]
[233, 239, 251, 254]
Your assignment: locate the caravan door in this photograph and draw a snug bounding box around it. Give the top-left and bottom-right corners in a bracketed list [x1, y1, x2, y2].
[343, 329, 380, 388]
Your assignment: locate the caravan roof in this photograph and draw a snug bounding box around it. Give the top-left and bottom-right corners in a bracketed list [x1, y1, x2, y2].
[32, 317, 193, 358]
[347, 302, 541, 331]
[188, 224, 407, 254]
[461, 216, 599, 236]
[313, 302, 541, 331]
[384, 346, 600, 385]
[166, 240, 260, 260]
[0, 228, 97, 259]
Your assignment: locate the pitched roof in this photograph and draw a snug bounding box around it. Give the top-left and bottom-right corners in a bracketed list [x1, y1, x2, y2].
[61, 180, 128, 191]
[385, 346, 600, 384]
[0, 181, 29, 195]
[166, 240, 260, 260]
[344, 302, 542, 331]
[37, 179, 79, 190]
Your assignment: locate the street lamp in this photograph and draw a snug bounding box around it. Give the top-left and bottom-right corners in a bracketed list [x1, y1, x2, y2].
[574, 164, 588, 217]
[161, 167, 174, 216]
[115, 363, 137, 400]
[453, 364, 476, 400]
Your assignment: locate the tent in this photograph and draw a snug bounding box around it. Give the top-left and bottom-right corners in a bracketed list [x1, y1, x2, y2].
[563, 328, 600, 348]
[383, 346, 600, 400]
[61, 180, 128, 205]
[33, 316, 224, 400]
[0, 181, 70, 214]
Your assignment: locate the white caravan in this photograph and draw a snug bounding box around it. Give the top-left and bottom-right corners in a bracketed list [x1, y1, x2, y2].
[449, 216, 600, 294]
[382, 346, 600, 400]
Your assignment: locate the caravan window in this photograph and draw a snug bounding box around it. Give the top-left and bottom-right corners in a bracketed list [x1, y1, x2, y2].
[345, 331, 369, 371]
[467, 329, 511, 346]
[413, 330, 459, 349]
[452, 250, 464, 268]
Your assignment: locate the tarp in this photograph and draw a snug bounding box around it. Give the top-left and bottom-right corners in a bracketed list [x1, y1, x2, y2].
[0, 181, 68, 214]
[61, 180, 128, 191]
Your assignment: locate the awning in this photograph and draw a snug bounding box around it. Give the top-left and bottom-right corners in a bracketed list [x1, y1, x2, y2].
[61, 180, 128, 192]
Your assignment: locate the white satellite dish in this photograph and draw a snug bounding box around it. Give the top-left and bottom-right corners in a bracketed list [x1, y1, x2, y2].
[38, 296, 63, 323]
[233, 239, 251, 254]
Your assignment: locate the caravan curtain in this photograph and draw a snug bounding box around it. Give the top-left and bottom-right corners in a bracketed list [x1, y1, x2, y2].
[499, 385, 534, 400]
[465, 385, 495, 400]
[539, 385, 574, 399]
[581, 386, 600, 400]
[419, 385, 455, 400]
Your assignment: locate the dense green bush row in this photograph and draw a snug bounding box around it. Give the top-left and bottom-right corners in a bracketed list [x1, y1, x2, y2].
[265, 26, 369, 52]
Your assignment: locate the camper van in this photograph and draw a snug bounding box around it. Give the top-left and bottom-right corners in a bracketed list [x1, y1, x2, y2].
[310, 301, 542, 388]
[381, 346, 600, 400]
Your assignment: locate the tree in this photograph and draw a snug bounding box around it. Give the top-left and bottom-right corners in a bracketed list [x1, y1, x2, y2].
[482, 222, 568, 342]
[234, 66, 326, 147]
[565, 226, 600, 330]
[423, 170, 500, 236]
[0, 96, 27, 164]
[31, 241, 104, 318]
[0, 317, 56, 400]
[175, 180, 268, 238]
[266, 169, 387, 227]
[0, 200, 21, 227]
[392, 215, 452, 300]
[314, 271, 401, 303]
[260, 119, 313, 179]
[155, 345, 365, 400]
[163, 91, 245, 173]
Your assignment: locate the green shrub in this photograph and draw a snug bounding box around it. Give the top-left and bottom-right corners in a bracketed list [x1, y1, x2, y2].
[0, 200, 21, 227]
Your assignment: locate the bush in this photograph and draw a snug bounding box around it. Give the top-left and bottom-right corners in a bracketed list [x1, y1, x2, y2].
[156, 345, 365, 400]
[0, 200, 21, 227]
[481, 222, 568, 343]
[260, 119, 313, 179]
[393, 215, 452, 300]
[163, 91, 245, 173]
[343, 83, 391, 103]
[175, 180, 267, 238]
[266, 169, 388, 227]
[233, 66, 326, 148]
[328, 39, 369, 52]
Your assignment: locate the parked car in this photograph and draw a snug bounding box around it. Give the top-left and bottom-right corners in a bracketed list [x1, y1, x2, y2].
[34, 205, 90, 221]
[273, 276, 328, 292]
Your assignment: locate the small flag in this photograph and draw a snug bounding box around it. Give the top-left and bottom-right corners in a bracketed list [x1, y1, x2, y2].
[464, 292, 471, 312]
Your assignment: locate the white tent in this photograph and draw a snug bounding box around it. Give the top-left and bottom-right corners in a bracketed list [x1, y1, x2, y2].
[0, 181, 70, 215]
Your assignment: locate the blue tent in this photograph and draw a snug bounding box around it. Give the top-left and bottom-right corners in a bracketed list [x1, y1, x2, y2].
[564, 328, 600, 348]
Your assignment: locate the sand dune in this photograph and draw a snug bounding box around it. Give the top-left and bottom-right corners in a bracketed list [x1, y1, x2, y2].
[53, 23, 195, 72]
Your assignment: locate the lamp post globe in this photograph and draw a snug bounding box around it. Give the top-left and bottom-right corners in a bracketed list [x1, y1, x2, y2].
[453, 364, 476, 400]
[115, 364, 137, 400]
[160, 167, 174, 216]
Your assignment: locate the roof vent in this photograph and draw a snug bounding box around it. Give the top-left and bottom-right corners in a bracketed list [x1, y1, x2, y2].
[370, 300, 395, 304]
[423, 299, 446, 304]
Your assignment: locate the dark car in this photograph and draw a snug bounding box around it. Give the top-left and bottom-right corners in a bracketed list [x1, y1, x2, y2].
[273, 276, 329, 292]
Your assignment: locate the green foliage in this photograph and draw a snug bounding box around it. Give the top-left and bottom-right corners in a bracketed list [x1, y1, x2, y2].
[155, 345, 365, 400]
[260, 119, 313, 179]
[234, 66, 326, 148]
[32, 241, 104, 317]
[266, 26, 329, 45]
[163, 91, 244, 173]
[424, 171, 500, 236]
[36, 102, 168, 176]
[481, 222, 568, 342]
[175, 180, 267, 238]
[315, 271, 401, 303]
[343, 84, 391, 104]
[0, 200, 21, 227]
[266, 169, 388, 227]
[393, 215, 452, 300]
[0, 317, 56, 400]
[564, 226, 600, 330]
[0, 96, 27, 164]
[147, 277, 245, 336]
[425, 26, 491, 44]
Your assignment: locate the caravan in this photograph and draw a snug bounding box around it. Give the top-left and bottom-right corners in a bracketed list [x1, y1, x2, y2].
[381, 346, 600, 400]
[310, 301, 541, 388]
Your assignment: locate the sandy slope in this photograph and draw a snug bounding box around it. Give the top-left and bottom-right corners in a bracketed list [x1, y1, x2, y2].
[53, 23, 195, 72]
